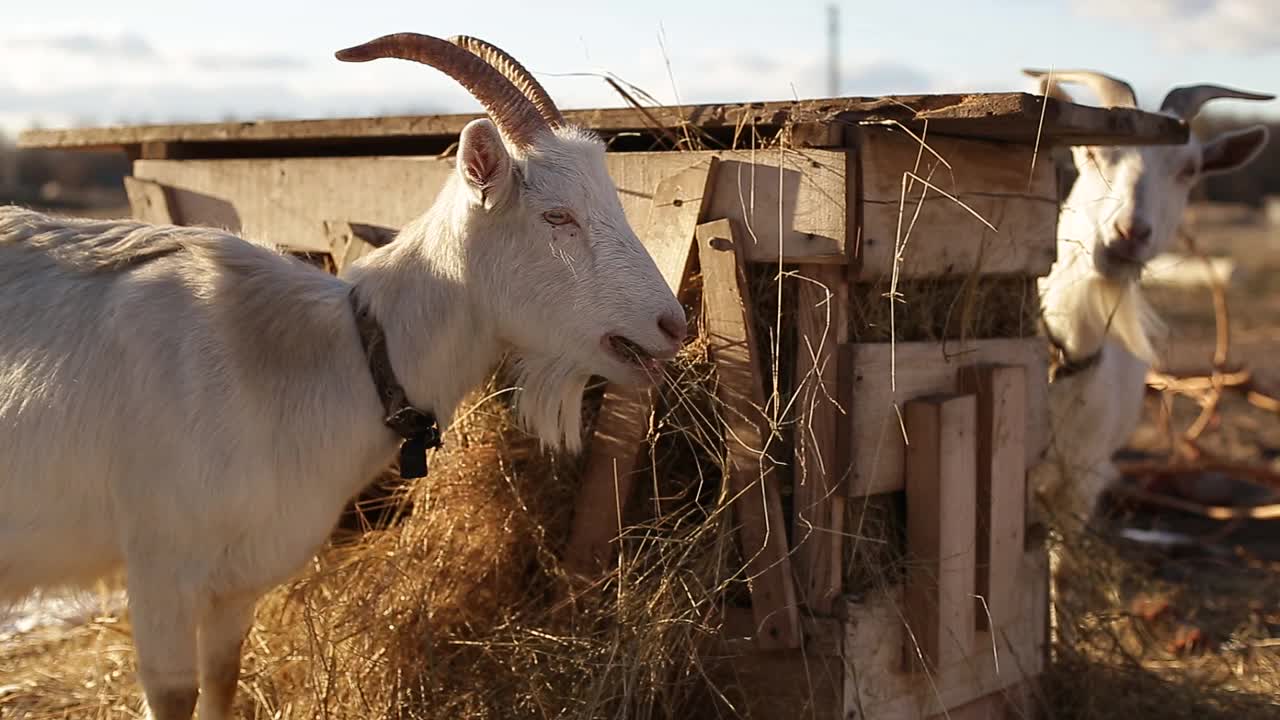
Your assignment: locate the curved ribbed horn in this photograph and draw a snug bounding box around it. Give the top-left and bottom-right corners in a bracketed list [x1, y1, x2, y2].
[1022, 68, 1138, 108]
[449, 35, 565, 127]
[1160, 84, 1275, 121]
[335, 32, 547, 148]
[1022, 69, 1074, 104]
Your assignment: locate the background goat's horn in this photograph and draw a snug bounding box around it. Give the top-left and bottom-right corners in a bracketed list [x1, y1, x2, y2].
[1022, 69, 1138, 109]
[336, 32, 547, 148]
[1160, 84, 1276, 121]
[449, 35, 566, 128]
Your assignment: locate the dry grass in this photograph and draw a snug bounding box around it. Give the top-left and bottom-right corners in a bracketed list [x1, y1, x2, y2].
[0, 332, 767, 719]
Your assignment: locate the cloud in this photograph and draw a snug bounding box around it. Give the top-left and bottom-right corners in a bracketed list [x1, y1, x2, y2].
[191, 53, 309, 71]
[582, 49, 943, 109]
[1074, 0, 1280, 52]
[12, 30, 155, 59]
[0, 27, 945, 135]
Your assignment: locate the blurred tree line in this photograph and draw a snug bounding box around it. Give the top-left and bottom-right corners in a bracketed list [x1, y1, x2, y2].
[0, 130, 130, 209]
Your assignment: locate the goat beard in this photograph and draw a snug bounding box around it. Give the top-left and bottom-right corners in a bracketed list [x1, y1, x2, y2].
[1087, 276, 1166, 365]
[510, 354, 589, 453]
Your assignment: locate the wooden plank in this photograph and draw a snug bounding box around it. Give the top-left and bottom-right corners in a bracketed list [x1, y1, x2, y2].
[123, 176, 177, 225]
[20, 92, 1187, 152]
[957, 365, 1028, 632]
[698, 217, 800, 650]
[562, 163, 717, 577]
[322, 220, 376, 272]
[720, 606, 842, 657]
[847, 338, 1049, 497]
[792, 264, 849, 615]
[133, 148, 849, 263]
[843, 550, 1048, 720]
[856, 127, 1058, 280]
[903, 394, 978, 672]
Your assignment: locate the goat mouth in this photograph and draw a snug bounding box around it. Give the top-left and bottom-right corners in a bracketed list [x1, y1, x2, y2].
[605, 334, 664, 375]
[1099, 248, 1144, 278]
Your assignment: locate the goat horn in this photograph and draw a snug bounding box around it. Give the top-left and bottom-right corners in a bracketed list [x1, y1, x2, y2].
[1022, 69, 1074, 104]
[1022, 68, 1138, 109]
[335, 33, 547, 148]
[449, 35, 566, 128]
[1160, 84, 1276, 121]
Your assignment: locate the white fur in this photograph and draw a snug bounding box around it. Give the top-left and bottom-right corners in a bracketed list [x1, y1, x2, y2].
[1031, 74, 1271, 523]
[0, 115, 683, 718]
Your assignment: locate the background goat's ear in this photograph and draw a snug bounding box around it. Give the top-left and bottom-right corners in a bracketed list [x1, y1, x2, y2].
[457, 119, 513, 208]
[1201, 125, 1269, 176]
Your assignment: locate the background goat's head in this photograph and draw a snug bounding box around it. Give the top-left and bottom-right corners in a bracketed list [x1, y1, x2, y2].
[337, 34, 686, 448]
[1025, 70, 1273, 282]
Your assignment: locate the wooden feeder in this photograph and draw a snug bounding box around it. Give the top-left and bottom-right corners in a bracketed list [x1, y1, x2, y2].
[21, 93, 1185, 719]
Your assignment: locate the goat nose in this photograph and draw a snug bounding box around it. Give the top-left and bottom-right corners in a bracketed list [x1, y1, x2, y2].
[658, 312, 687, 345]
[1114, 220, 1153, 247]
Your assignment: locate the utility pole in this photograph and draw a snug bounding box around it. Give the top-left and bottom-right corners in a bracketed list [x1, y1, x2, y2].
[826, 4, 840, 97]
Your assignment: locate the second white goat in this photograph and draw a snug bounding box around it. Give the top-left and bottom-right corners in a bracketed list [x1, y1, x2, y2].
[1026, 69, 1272, 525]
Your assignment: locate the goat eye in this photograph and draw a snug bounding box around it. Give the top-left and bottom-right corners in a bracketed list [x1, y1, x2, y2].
[1178, 164, 1197, 181]
[543, 210, 574, 226]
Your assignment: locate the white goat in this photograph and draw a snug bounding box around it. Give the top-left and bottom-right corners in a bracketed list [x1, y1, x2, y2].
[0, 33, 686, 720]
[1025, 69, 1273, 525]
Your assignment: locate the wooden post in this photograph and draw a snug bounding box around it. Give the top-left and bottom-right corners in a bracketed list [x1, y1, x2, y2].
[562, 162, 718, 577]
[322, 220, 398, 273]
[903, 393, 977, 671]
[124, 176, 177, 225]
[793, 264, 848, 615]
[698, 217, 801, 650]
[957, 365, 1027, 631]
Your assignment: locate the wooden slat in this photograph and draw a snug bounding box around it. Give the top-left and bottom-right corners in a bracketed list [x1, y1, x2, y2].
[719, 606, 842, 657]
[957, 365, 1028, 632]
[321, 220, 388, 273]
[847, 338, 1049, 497]
[792, 264, 849, 615]
[698, 217, 800, 650]
[123, 176, 177, 225]
[562, 162, 717, 577]
[903, 393, 978, 672]
[843, 550, 1048, 720]
[855, 127, 1059, 281]
[20, 92, 1187, 152]
[133, 148, 849, 263]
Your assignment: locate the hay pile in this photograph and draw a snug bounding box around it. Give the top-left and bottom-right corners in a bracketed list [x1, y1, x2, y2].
[0, 323, 772, 719]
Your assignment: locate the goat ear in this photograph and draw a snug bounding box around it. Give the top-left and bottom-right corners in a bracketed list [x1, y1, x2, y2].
[1201, 125, 1269, 176]
[457, 118, 513, 208]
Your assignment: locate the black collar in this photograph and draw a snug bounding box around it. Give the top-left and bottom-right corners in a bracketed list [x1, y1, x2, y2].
[1041, 318, 1103, 383]
[348, 288, 442, 479]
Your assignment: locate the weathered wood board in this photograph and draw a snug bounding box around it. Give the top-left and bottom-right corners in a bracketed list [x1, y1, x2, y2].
[792, 264, 849, 615]
[957, 365, 1028, 632]
[134, 147, 849, 263]
[847, 338, 1049, 497]
[562, 163, 716, 577]
[123, 176, 177, 225]
[699, 218, 800, 650]
[20, 92, 1187, 153]
[856, 127, 1058, 280]
[844, 550, 1049, 720]
[903, 394, 979, 672]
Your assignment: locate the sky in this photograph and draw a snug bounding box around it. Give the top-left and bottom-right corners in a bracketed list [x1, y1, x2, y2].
[3, 0, 1279, 137]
